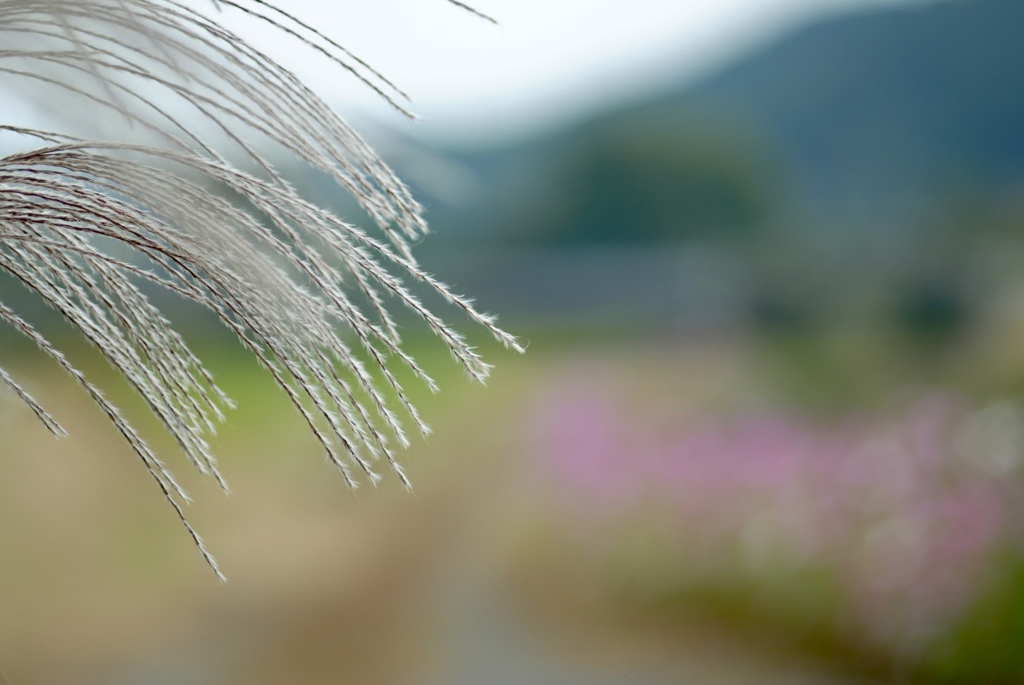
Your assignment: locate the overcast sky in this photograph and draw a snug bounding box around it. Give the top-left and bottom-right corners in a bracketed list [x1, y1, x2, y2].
[214, 0, 920, 144]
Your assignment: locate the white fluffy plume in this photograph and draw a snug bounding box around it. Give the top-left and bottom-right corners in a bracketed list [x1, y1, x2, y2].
[0, 0, 517, 579]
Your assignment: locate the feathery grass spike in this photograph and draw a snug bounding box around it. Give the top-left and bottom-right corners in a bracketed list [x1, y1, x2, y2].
[0, 0, 520, 578]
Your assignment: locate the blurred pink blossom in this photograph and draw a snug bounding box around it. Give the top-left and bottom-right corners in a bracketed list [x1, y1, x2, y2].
[538, 388, 1022, 650]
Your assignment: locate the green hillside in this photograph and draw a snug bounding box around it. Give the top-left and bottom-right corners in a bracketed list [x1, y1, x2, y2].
[393, 0, 1024, 330]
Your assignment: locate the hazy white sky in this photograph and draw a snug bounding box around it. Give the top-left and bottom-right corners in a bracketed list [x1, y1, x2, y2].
[216, 0, 917, 144]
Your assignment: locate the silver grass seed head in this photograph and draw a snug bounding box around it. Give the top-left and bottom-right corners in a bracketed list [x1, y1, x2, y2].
[0, 0, 519, 578]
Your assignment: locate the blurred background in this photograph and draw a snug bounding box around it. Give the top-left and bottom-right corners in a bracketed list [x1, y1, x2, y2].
[4, 0, 1024, 682]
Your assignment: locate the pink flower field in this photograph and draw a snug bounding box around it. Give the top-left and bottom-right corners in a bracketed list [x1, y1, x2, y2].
[538, 386, 1024, 679]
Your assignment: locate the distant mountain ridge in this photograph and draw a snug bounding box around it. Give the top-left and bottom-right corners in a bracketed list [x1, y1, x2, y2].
[671, 0, 1024, 216]
[386, 0, 1024, 327]
[418, 0, 1024, 240]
